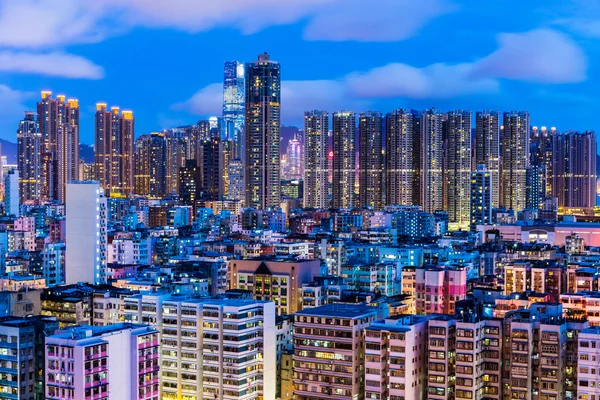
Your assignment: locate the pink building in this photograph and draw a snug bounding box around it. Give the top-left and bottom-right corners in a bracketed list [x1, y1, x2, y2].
[45, 323, 159, 400]
[414, 266, 467, 315]
[14, 216, 35, 232]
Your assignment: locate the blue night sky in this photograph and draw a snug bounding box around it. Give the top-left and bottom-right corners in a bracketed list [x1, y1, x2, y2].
[0, 0, 598, 144]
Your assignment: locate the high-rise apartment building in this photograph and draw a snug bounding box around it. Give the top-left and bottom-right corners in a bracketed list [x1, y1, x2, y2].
[475, 111, 500, 208]
[245, 52, 281, 209]
[332, 111, 356, 209]
[526, 163, 547, 210]
[94, 104, 135, 195]
[293, 304, 378, 400]
[414, 265, 467, 315]
[359, 111, 384, 209]
[134, 133, 166, 198]
[36, 92, 80, 201]
[445, 110, 472, 229]
[303, 110, 329, 209]
[223, 61, 245, 159]
[0, 315, 59, 400]
[178, 159, 199, 207]
[199, 138, 222, 201]
[551, 130, 597, 208]
[164, 134, 187, 196]
[386, 109, 420, 206]
[17, 112, 41, 203]
[470, 164, 492, 231]
[4, 169, 19, 216]
[65, 182, 107, 285]
[420, 109, 443, 213]
[501, 111, 530, 212]
[124, 294, 276, 400]
[531, 126, 556, 196]
[364, 314, 430, 400]
[45, 323, 159, 400]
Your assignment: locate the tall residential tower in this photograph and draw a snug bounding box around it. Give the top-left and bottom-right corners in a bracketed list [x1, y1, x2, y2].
[332, 111, 356, 209]
[358, 111, 384, 209]
[303, 111, 329, 209]
[475, 111, 500, 207]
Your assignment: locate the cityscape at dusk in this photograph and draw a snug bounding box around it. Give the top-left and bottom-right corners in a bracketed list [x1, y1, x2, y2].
[2, 1, 600, 400]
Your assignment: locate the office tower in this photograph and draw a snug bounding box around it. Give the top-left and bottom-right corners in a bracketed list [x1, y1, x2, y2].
[552, 131, 597, 208]
[531, 126, 556, 195]
[420, 108, 443, 213]
[303, 110, 329, 209]
[199, 138, 221, 201]
[501, 111, 530, 212]
[386, 109, 420, 206]
[45, 323, 159, 400]
[445, 110, 472, 229]
[165, 134, 186, 195]
[223, 61, 245, 159]
[526, 163, 546, 210]
[4, 169, 19, 216]
[17, 112, 41, 203]
[134, 133, 167, 198]
[94, 104, 135, 195]
[332, 111, 356, 209]
[0, 316, 59, 400]
[475, 111, 500, 207]
[65, 181, 107, 285]
[470, 164, 492, 231]
[358, 111, 384, 209]
[283, 133, 303, 180]
[56, 123, 79, 203]
[245, 52, 281, 209]
[293, 304, 377, 400]
[124, 294, 276, 400]
[178, 159, 199, 206]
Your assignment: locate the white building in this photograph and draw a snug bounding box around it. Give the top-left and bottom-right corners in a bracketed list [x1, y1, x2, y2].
[45, 323, 159, 400]
[4, 169, 19, 216]
[107, 237, 152, 265]
[65, 182, 107, 284]
[123, 294, 277, 400]
[578, 327, 600, 400]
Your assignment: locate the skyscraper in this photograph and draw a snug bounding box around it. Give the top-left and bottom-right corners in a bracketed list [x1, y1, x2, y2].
[94, 104, 135, 196]
[17, 112, 41, 203]
[65, 181, 107, 285]
[445, 110, 472, 229]
[358, 111, 384, 209]
[134, 133, 167, 198]
[245, 52, 281, 209]
[36, 92, 80, 201]
[303, 110, 329, 209]
[475, 111, 500, 207]
[165, 133, 186, 196]
[501, 111, 530, 212]
[332, 111, 356, 209]
[470, 164, 492, 231]
[552, 131, 597, 208]
[531, 126, 556, 196]
[179, 159, 200, 207]
[420, 109, 443, 213]
[526, 164, 547, 210]
[199, 138, 222, 201]
[284, 133, 303, 180]
[386, 109, 420, 206]
[223, 61, 245, 159]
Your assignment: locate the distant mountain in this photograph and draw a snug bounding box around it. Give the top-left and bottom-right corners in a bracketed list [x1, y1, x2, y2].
[0, 140, 95, 165]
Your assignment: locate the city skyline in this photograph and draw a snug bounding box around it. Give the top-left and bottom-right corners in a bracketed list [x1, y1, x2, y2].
[0, 0, 597, 144]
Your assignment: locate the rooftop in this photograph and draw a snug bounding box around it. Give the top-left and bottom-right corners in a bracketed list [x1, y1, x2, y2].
[295, 303, 377, 318]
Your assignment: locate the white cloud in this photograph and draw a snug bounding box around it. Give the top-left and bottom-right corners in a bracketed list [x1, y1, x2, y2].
[171, 83, 222, 116]
[472, 29, 587, 83]
[303, 0, 456, 42]
[0, 51, 104, 79]
[0, 0, 454, 48]
[0, 0, 107, 48]
[0, 85, 33, 116]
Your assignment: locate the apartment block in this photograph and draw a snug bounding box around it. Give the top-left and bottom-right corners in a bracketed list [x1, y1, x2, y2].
[293, 304, 378, 400]
[45, 323, 160, 400]
[123, 294, 276, 400]
[414, 266, 467, 315]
